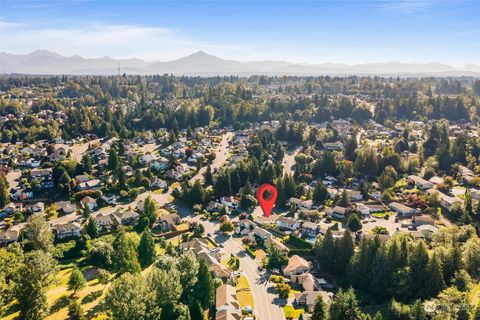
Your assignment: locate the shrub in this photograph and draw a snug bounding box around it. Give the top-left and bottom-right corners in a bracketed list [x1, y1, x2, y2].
[287, 235, 313, 249]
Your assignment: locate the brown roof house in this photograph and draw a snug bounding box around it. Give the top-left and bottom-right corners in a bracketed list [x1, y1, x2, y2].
[294, 291, 331, 312]
[283, 255, 311, 276]
[156, 213, 180, 232]
[215, 284, 242, 320]
[291, 272, 319, 291]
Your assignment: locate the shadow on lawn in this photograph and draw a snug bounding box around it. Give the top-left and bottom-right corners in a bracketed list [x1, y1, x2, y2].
[50, 295, 70, 314]
[82, 289, 103, 304]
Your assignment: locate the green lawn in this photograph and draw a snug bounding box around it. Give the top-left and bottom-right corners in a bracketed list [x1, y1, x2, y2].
[236, 276, 254, 308]
[283, 305, 304, 319]
[469, 283, 480, 306]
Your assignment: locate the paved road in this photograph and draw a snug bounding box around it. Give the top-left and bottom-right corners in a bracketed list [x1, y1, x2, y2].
[282, 146, 302, 176]
[223, 238, 285, 320]
[190, 132, 233, 183]
[198, 219, 284, 320]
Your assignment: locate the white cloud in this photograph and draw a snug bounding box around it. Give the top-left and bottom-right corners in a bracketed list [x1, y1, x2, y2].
[0, 20, 247, 61]
[374, 0, 456, 13]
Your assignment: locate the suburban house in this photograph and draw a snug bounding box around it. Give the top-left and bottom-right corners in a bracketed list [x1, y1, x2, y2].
[325, 206, 347, 220]
[93, 213, 118, 231]
[102, 194, 119, 205]
[114, 209, 140, 225]
[1, 202, 23, 217]
[288, 197, 313, 210]
[356, 203, 384, 217]
[220, 196, 240, 209]
[408, 175, 434, 190]
[429, 176, 444, 185]
[75, 175, 91, 183]
[294, 291, 331, 312]
[458, 165, 475, 183]
[0, 225, 22, 244]
[77, 179, 102, 191]
[283, 255, 311, 276]
[156, 213, 180, 231]
[412, 215, 435, 228]
[323, 141, 344, 151]
[56, 222, 82, 239]
[150, 178, 167, 189]
[346, 190, 363, 201]
[182, 238, 230, 281]
[235, 219, 256, 235]
[276, 216, 301, 231]
[427, 189, 464, 211]
[291, 272, 320, 291]
[215, 284, 242, 320]
[389, 202, 418, 217]
[302, 221, 320, 238]
[25, 202, 45, 216]
[55, 201, 76, 214]
[80, 196, 98, 211]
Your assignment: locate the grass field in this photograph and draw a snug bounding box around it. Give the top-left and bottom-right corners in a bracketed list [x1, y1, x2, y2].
[236, 275, 254, 308]
[470, 283, 480, 306]
[283, 305, 304, 319]
[46, 267, 108, 320]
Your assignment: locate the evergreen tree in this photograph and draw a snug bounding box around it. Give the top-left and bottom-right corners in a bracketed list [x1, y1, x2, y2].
[311, 295, 328, 320]
[142, 196, 157, 225]
[108, 148, 120, 172]
[204, 165, 213, 187]
[346, 214, 362, 232]
[425, 252, 445, 298]
[86, 216, 99, 238]
[335, 230, 354, 275]
[344, 135, 358, 161]
[313, 182, 329, 204]
[0, 175, 10, 209]
[189, 180, 205, 205]
[68, 298, 86, 320]
[411, 300, 426, 320]
[138, 228, 156, 268]
[329, 288, 363, 320]
[409, 241, 429, 298]
[112, 230, 141, 274]
[189, 301, 205, 320]
[81, 153, 93, 174]
[15, 251, 56, 320]
[317, 228, 336, 273]
[68, 268, 86, 296]
[338, 190, 350, 207]
[192, 258, 215, 309]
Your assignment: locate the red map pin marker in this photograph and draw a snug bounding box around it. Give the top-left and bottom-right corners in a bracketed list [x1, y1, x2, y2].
[256, 183, 277, 217]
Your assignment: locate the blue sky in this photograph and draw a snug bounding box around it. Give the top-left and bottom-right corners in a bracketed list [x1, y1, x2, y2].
[0, 0, 479, 65]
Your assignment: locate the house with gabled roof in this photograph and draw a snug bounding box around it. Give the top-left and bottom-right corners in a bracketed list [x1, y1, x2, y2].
[215, 284, 242, 320]
[283, 255, 311, 276]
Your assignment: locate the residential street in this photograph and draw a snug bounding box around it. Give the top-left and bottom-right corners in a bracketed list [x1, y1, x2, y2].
[282, 146, 302, 176]
[218, 234, 286, 320]
[190, 132, 233, 183]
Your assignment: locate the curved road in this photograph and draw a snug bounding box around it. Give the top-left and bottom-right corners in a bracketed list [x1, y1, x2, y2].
[212, 231, 285, 320]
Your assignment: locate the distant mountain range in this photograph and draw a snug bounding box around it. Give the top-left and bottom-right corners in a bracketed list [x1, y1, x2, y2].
[1, 50, 479, 76]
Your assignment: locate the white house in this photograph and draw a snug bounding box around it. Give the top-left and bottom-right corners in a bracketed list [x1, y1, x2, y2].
[408, 175, 434, 190]
[276, 216, 301, 231]
[56, 222, 82, 239]
[389, 202, 418, 217]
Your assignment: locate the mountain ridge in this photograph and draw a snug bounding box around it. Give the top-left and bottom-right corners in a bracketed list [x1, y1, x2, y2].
[1, 50, 479, 76]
